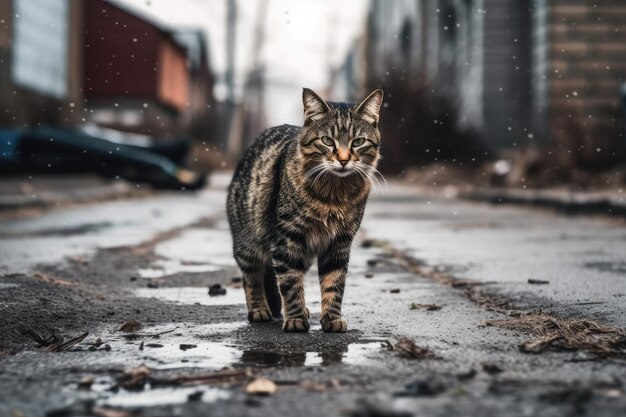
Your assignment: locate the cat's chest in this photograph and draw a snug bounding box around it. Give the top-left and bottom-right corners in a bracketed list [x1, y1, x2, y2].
[304, 205, 351, 251]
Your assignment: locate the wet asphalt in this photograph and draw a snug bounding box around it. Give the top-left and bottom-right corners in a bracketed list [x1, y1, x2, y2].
[0, 173, 625, 417]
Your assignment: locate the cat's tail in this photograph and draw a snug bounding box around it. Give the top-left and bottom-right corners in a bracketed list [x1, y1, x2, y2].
[264, 267, 282, 318]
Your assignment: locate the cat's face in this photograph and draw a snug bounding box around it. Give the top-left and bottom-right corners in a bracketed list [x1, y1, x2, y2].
[299, 88, 383, 179]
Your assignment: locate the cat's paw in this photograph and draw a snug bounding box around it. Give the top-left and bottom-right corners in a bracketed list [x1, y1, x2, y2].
[283, 318, 310, 332]
[321, 318, 347, 333]
[248, 308, 272, 323]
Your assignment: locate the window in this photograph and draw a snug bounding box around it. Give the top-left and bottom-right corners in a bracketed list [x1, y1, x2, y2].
[11, 0, 69, 99]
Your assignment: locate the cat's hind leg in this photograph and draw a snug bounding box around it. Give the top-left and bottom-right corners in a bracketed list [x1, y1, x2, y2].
[243, 270, 272, 322]
[235, 248, 272, 322]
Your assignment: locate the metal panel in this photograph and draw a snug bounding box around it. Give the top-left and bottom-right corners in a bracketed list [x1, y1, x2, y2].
[11, 0, 69, 99]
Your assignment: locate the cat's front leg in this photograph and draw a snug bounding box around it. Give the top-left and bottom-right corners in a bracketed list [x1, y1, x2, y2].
[272, 247, 310, 332]
[318, 238, 351, 333]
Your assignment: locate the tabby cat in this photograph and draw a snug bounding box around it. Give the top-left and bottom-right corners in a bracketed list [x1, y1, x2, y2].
[227, 88, 383, 333]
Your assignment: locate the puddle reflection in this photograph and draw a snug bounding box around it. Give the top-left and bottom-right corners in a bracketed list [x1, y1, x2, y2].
[134, 286, 245, 306]
[99, 386, 230, 407]
[237, 342, 384, 368]
[137, 259, 222, 279]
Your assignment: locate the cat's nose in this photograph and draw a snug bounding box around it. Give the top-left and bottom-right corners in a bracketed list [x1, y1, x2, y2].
[338, 159, 349, 167]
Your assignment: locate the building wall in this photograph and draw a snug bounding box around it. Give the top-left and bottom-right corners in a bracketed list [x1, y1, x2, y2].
[83, 1, 160, 101]
[481, 0, 533, 148]
[157, 38, 190, 110]
[543, 0, 626, 165]
[0, 0, 82, 129]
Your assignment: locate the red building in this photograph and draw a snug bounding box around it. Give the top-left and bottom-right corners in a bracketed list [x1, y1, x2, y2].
[0, 0, 216, 140]
[83, 0, 190, 112]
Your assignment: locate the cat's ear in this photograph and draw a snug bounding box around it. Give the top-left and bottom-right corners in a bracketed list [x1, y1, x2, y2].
[355, 89, 384, 126]
[302, 88, 331, 124]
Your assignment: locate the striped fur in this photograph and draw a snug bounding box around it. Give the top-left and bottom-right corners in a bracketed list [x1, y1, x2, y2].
[227, 88, 383, 333]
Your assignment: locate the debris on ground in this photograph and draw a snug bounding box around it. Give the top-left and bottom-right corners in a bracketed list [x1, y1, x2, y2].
[156, 368, 251, 387]
[360, 238, 388, 249]
[229, 277, 243, 288]
[410, 303, 443, 311]
[67, 255, 89, 266]
[91, 406, 131, 417]
[32, 272, 73, 286]
[119, 328, 177, 340]
[145, 343, 164, 348]
[344, 399, 413, 417]
[483, 313, 626, 356]
[246, 377, 277, 395]
[180, 344, 197, 351]
[389, 289, 401, 294]
[456, 368, 477, 381]
[481, 362, 504, 374]
[365, 273, 374, 278]
[209, 283, 227, 296]
[116, 365, 151, 390]
[21, 328, 89, 352]
[187, 391, 204, 402]
[464, 288, 514, 312]
[528, 279, 550, 285]
[299, 380, 327, 392]
[394, 377, 447, 397]
[386, 337, 439, 360]
[117, 320, 143, 332]
[77, 375, 96, 390]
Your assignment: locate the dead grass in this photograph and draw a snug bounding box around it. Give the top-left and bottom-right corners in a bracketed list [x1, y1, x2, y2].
[483, 314, 626, 357]
[388, 337, 439, 360]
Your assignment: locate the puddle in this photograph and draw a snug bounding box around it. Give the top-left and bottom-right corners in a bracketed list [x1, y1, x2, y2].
[584, 261, 626, 275]
[107, 321, 384, 370]
[0, 283, 19, 290]
[98, 386, 230, 407]
[137, 259, 222, 279]
[0, 221, 114, 238]
[134, 286, 245, 306]
[153, 229, 236, 266]
[239, 342, 384, 367]
[142, 342, 242, 370]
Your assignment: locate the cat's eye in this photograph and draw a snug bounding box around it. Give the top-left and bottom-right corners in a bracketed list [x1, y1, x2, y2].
[352, 137, 366, 147]
[321, 136, 334, 147]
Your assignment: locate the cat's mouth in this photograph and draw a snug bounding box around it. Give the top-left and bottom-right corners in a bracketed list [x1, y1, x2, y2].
[331, 167, 354, 177]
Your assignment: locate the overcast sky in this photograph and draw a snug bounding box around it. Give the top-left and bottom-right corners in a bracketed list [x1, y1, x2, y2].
[113, 0, 369, 125]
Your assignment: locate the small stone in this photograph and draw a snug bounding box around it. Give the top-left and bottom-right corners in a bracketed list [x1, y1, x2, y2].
[246, 378, 277, 395]
[209, 284, 227, 296]
[180, 344, 197, 351]
[118, 320, 142, 332]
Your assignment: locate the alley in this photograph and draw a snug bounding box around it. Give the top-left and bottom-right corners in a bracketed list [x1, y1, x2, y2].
[1, 174, 625, 417]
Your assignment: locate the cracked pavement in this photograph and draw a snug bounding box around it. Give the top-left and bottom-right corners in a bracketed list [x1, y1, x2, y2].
[0, 173, 625, 417]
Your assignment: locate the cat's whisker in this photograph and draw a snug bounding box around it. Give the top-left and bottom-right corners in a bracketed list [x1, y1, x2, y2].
[311, 165, 329, 187]
[355, 166, 382, 195]
[303, 165, 325, 182]
[370, 167, 388, 189]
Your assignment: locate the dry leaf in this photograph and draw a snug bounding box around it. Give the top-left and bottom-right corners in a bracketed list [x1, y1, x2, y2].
[117, 365, 150, 390]
[92, 407, 130, 417]
[117, 320, 143, 333]
[392, 337, 439, 360]
[32, 272, 73, 286]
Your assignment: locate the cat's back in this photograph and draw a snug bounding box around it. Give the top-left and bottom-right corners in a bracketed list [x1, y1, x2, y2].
[227, 124, 300, 232]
